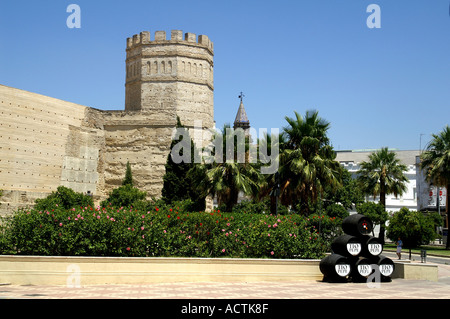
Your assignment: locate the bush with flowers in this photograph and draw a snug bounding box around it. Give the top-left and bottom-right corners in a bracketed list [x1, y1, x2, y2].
[0, 203, 328, 259]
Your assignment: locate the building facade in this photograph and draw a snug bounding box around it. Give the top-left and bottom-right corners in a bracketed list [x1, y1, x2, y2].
[335, 150, 420, 212]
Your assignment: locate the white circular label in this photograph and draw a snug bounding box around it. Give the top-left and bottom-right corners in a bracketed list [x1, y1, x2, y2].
[368, 243, 382, 255]
[357, 264, 372, 276]
[335, 264, 351, 277]
[380, 264, 394, 276]
[346, 243, 361, 256]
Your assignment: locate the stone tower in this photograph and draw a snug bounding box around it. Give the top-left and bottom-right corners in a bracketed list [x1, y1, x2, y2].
[0, 30, 216, 216]
[125, 30, 214, 129]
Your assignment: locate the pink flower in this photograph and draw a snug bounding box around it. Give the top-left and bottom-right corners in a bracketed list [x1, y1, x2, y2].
[141, 226, 145, 230]
[225, 232, 229, 236]
[126, 247, 130, 251]
[270, 251, 274, 255]
[221, 249, 226, 253]
[163, 230, 167, 233]
[267, 233, 270, 237]
[273, 223, 278, 228]
[227, 223, 230, 226]
[142, 215, 145, 219]
[68, 217, 71, 220]
[97, 215, 100, 219]
[59, 223, 63, 227]
[277, 219, 281, 222]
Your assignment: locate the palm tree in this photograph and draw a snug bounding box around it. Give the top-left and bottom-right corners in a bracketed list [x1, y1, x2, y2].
[278, 110, 342, 214]
[420, 125, 450, 248]
[201, 124, 262, 212]
[357, 147, 408, 243]
[257, 131, 285, 214]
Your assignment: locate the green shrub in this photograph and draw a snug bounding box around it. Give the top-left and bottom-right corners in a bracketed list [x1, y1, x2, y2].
[100, 185, 147, 209]
[1, 205, 327, 259]
[325, 203, 349, 219]
[230, 199, 290, 215]
[34, 186, 94, 211]
[307, 212, 343, 244]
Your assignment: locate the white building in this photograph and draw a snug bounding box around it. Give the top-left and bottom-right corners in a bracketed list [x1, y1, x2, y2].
[335, 149, 420, 212]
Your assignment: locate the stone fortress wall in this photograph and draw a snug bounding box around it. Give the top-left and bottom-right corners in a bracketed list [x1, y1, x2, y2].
[0, 30, 214, 216]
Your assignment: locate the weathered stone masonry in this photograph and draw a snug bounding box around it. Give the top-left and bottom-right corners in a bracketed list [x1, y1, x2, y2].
[0, 30, 214, 216]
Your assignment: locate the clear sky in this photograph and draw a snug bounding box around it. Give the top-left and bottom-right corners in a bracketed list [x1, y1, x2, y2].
[1, 0, 449, 151]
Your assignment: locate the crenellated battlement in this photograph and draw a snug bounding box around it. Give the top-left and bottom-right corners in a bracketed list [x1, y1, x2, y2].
[124, 28, 214, 131]
[126, 30, 214, 53]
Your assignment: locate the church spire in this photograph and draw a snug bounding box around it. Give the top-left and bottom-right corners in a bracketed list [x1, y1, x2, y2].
[234, 92, 250, 132]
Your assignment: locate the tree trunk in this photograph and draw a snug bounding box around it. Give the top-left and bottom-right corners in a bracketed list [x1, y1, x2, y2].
[446, 182, 450, 250]
[379, 181, 386, 245]
[270, 196, 277, 215]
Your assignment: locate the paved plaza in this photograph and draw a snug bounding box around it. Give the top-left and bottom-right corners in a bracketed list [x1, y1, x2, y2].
[1, 263, 449, 300]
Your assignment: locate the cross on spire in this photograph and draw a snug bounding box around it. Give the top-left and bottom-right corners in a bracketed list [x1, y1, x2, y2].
[234, 91, 250, 130]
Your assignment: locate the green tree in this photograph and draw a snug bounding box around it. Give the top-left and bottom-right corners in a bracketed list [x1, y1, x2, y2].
[161, 117, 206, 211]
[420, 125, 450, 248]
[356, 147, 408, 243]
[256, 131, 284, 214]
[321, 167, 364, 212]
[202, 124, 262, 212]
[122, 161, 133, 186]
[356, 201, 389, 237]
[278, 110, 342, 214]
[387, 207, 436, 259]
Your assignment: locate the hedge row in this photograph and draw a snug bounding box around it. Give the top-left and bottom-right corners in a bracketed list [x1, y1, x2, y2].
[0, 205, 328, 259]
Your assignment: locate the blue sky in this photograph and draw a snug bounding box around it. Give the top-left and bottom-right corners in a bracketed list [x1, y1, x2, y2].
[1, 0, 449, 151]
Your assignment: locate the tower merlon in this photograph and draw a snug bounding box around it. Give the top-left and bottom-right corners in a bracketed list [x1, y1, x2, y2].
[126, 30, 214, 52]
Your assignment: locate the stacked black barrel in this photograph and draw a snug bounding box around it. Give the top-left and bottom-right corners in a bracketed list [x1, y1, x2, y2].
[320, 214, 395, 283]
